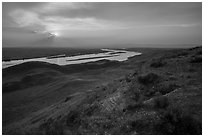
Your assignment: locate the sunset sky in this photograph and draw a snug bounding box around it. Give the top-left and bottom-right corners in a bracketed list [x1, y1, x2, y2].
[2, 2, 202, 48]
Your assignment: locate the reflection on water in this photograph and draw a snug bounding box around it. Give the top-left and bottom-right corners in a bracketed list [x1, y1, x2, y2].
[2, 49, 142, 69]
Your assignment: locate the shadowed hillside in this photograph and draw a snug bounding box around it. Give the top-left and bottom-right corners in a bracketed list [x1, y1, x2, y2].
[3, 59, 121, 76]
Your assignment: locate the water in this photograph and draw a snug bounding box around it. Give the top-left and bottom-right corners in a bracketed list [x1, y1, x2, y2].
[2, 49, 142, 69]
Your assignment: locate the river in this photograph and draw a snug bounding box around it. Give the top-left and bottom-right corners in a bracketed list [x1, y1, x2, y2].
[2, 49, 142, 69]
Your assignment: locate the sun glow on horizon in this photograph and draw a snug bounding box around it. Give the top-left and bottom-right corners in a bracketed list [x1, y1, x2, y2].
[53, 32, 59, 36]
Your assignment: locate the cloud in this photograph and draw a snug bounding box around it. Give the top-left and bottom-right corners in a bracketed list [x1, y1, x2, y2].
[9, 9, 45, 30]
[43, 16, 128, 31]
[8, 6, 129, 37]
[131, 23, 200, 29]
[39, 2, 91, 12]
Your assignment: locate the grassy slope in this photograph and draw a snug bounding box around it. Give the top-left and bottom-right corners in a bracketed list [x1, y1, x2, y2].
[2, 47, 202, 135]
[2, 60, 130, 134]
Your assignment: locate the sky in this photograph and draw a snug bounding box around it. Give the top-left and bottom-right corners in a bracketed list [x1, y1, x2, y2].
[2, 2, 202, 48]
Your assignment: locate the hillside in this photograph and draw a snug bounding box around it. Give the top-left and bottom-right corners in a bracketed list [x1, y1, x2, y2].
[2, 47, 202, 135]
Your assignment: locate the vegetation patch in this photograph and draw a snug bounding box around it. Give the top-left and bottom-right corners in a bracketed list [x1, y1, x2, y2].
[138, 73, 160, 85]
[196, 50, 202, 55]
[150, 60, 166, 68]
[177, 51, 188, 57]
[125, 75, 132, 82]
[155, 83, 180, 95]
[190, 56, 202, 63]
[39, 118, 64, 135]
[155, 106, 202, 135]
[154, 96, 169, 109]
[64, 96, 72, 102]
[66, 110, 82, 129]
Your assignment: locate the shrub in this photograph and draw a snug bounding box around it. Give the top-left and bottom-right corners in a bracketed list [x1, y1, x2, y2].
[125, 75, 132, 82]
[156, 83, 179, 95]
[130, 119, 149, 134]
[40, 118, 64, 135]
[126, 98, 144, 111]
[127, 84, 142, 102]
[177, 51, 188, 56]
[189, 46, 200, 51]
[190, 56, 202, 63]
[64, 96, 72, 102]
[143, 88, 155, 97]
[188, 68, 196, 72]
[66, 110, 81, 128]
[154, 96, 169, 109]
[196, 50, 202, 55]
[155, 106, 202, 135]
[125, 85, 144, 111]
[138, 73, 159, 85]
[82, 104, 98, 116]
[150, 60, 166, 68]
[133, 91, 141, 102]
